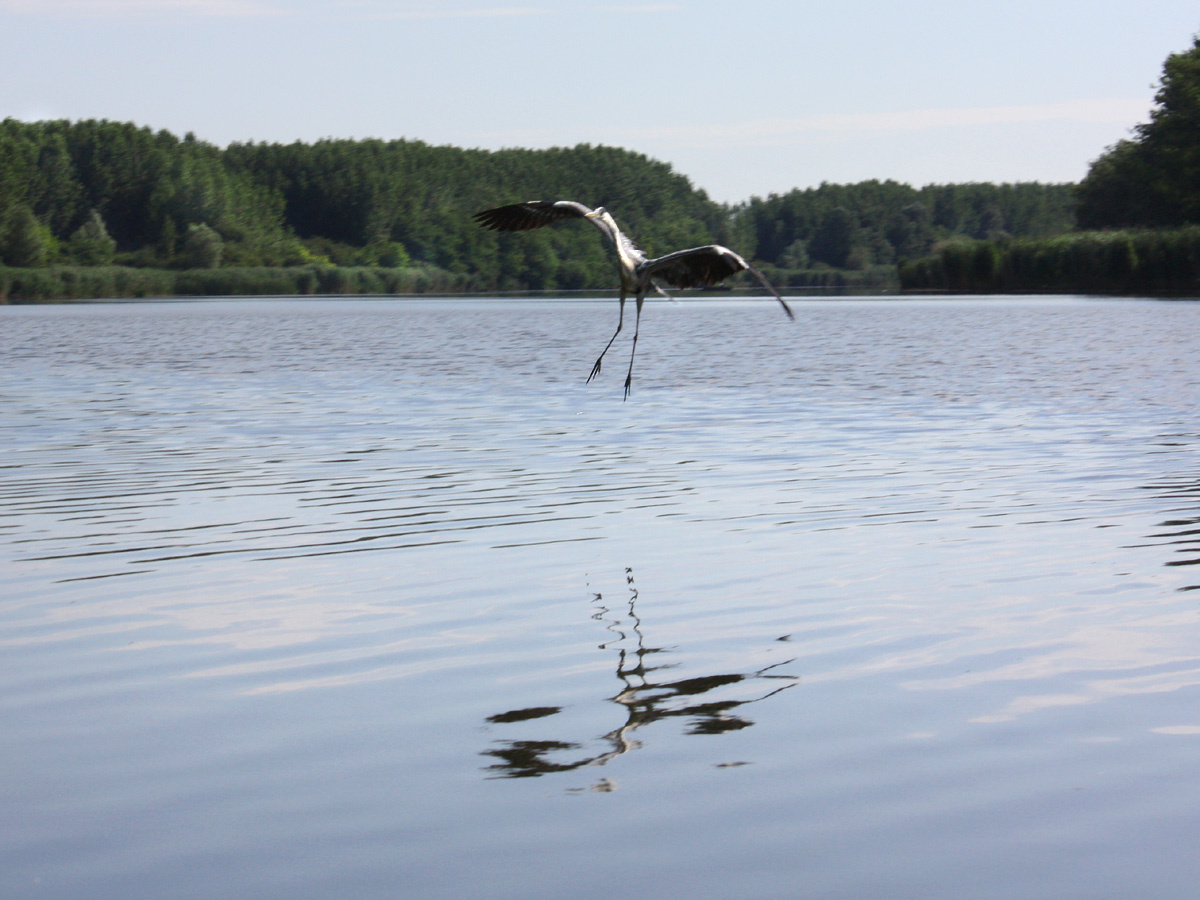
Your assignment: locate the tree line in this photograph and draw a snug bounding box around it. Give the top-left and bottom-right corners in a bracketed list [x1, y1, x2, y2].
[0, 125, 737, 295]
[0, 117, 1082, 301]
[899, 229, 1200, 295]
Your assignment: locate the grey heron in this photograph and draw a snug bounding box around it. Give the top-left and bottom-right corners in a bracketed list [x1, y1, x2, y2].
[474, 200, 793, 399]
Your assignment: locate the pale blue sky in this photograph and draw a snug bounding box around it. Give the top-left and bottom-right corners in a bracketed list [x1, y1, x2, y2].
[1, 0, 1196, 202]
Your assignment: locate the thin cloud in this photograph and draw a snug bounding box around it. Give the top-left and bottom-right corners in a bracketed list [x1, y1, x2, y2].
[467, 98, 1153, 153]
[809, 98, 1154, 132]
[598, 4, 684, 11]
[370, 7, 547, 18]
[363, 5, 680, 19]
[0, 0, 284, 15]
[350, 4, 681, 20]
[0, 0, 681, 18]
[619, 98, 1156, 147]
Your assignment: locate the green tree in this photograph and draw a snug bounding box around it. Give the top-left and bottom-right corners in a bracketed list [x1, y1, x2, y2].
[1078, 33, 1200, 227]
[887, 202, 934, 259]
[978, 206, 1008, 240]
[184, 222, 223, 268]
[809, 207, 859, 268]
[1, 205, 49, 266]
[780, 239, 809, 269]
[363, 240, 411, 267]
[68, 209, 117, 265]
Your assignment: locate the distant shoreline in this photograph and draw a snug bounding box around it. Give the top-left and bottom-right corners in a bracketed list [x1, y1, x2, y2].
[0, 264, 899, 303]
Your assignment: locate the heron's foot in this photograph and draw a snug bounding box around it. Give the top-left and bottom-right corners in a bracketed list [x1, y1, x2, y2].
[587, 357, 603, 383]
[623, 374, 633, 401]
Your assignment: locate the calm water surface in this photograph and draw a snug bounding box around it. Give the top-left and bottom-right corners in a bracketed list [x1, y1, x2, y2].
[4, 296, 1200, 899]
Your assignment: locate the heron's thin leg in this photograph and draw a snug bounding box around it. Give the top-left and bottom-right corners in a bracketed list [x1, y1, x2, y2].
[588, 289, 626, 383]
[623, 293, 645, 401]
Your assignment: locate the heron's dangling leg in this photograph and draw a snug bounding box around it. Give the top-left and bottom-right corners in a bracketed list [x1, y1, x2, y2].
[588, 288, 626, 383]
[623, 293, 645, 401]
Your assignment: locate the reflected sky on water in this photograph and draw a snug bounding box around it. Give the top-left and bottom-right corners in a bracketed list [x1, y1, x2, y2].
[3, 296, 1200, 899]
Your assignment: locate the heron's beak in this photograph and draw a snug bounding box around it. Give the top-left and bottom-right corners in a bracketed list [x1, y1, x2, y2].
[584, 210, 599, 218]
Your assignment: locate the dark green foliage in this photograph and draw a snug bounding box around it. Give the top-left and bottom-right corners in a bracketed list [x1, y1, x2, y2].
[363, 241, 410, 268]
[0, 264, 471, 302]
[888, 202, 935, 260]
[0, 265, 175, 301]
[183, 222, 223, 268]
[0, 205, 51, 266]
[221, 139, 727, 292]
[0, 119, 299, 266]
[68, 209, 117, 265]
[0, 121, 733, 294]
[808, 207, 860, 268]
[1078, 34, 1200, 228]
[743, 180, 1076, 279]
[898, 228, 1200, 295]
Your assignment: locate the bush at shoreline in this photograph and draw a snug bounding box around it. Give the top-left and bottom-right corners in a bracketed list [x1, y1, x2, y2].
[0, 265, 473, 302]
[898, 228, 1200, 296]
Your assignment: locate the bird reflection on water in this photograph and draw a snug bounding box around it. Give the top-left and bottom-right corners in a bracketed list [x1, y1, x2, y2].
[481, 568, 798, 780]
[1143, 471, 1200, 591]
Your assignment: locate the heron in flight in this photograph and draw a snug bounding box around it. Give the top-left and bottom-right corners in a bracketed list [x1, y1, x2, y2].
[474, 200, 793, 399]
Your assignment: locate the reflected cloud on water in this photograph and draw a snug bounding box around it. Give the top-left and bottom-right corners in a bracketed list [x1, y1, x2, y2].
[888, 467, 1200, 727]
[8, 300, 1200, 898]
[481, 568, 798, 780]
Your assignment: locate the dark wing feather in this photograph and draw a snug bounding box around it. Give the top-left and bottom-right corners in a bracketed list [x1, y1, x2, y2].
[641, 245, 794, 319]
[473, 200, 594, 232]
[641, 245, 745, 289]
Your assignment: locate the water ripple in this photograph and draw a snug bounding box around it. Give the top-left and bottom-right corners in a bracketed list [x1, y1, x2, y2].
[6, 298, 1200, 900]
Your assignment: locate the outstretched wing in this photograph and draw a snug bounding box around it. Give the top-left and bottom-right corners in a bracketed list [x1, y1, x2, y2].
[473, 200, 595, 231]
[640, 245, 794, 319]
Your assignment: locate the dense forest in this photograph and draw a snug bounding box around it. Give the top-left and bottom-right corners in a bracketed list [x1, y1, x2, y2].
[0, 116, 1077, 301]
[0, 127, 736, 296]
[902, 33, 1200, 295]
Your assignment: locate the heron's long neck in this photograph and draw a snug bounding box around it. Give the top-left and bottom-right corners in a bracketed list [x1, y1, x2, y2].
[594, 213, 645, 268]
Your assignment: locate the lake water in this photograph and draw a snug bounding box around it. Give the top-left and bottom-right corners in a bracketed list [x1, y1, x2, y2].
[3, 295, 1200, 899]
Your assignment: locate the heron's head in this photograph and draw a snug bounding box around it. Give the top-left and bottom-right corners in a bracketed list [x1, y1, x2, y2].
[585, 207, 607, 219]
